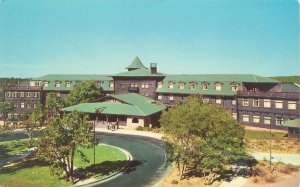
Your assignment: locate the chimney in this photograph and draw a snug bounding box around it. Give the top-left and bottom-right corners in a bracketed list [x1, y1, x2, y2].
[150, 63, 157, 74]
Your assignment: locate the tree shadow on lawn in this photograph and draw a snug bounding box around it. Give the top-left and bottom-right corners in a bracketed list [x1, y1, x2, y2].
[74, 160, 143, 182]
[0, 156, 47, 175]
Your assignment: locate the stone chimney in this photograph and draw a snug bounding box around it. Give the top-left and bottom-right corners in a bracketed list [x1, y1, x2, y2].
[150, 63, 157, 74]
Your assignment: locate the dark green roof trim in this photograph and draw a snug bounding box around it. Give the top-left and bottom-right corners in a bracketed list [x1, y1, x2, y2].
[283, 119, 300, 128]
[126, 57, 147, 69]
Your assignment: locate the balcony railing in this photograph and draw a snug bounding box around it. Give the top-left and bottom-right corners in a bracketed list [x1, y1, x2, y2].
[237, 91, 300, 99]
[4, 86, 43, 91]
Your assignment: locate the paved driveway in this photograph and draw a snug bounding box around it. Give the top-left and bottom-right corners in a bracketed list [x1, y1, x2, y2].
[251, 153, 300, 166]
[89, 132, 171, 187]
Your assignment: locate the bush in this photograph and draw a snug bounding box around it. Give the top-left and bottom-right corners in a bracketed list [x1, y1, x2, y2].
[251, 176, 259, 183]
[265, 173, 277, 183]
[252, 166, 266, 177]
[136, 126, 143, 131]
[259, 161, 266, 167]
[278, 165, 291, 174]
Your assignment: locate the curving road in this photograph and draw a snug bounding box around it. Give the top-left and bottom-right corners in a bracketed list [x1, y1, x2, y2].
[89, 132, 171, 187]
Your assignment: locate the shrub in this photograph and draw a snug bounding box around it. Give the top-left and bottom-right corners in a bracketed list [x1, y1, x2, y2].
[278, 165, 291, 174]
[252, 166, 266, 177]
[264, 173, 277, 183]
[259, 161, 266, 167]
[251, 176, 259, 183]
[136, 126, 143, 131]
[171, 180, 178, 184]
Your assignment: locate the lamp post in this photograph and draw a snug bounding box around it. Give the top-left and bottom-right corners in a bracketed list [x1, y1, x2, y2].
[269, 121, 272, 172]
[94, 107, 105, 165]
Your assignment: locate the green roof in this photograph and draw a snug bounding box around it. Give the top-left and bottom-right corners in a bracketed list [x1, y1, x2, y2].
[32, 74, 113, 92]
[156, 74, 278, 96]
[283, 119, 300, 128]
[113, 68, 165, 77]
[126, 57, 147, 70]
[61, 93, 166, 117]
[33, 74, 112, 81]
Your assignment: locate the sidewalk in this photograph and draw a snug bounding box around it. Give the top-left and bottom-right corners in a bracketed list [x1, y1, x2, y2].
[95, 128, 163, 140]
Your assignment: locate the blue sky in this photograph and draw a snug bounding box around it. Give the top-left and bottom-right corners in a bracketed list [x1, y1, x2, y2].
[0, 0, 299, 78]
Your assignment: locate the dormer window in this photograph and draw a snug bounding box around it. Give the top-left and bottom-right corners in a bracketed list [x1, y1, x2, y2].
[231, 83, 239, 91]
[157, 82, 163, 89]
[178, 82, 185, 90]
[189, 82, 196, 90]
[55, 81, 61, 87]
[168, 82, 174, 89]
[43, 81, 49, 87]
[202, 82, 209, 90]
[109, 81, 114, 88]
[215, 82, 222, 91]
[65, 81, 71, 87]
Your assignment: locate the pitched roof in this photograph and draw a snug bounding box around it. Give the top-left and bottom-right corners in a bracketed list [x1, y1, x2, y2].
[32, 74, 113, 92]
[32, 74, 112, 81]
[112, 68, 165, 77]
[283, 119, 300, 128]
[61, 93, 166, 117]
[126, 57, 147, 70]
[156, 74, 278, 96]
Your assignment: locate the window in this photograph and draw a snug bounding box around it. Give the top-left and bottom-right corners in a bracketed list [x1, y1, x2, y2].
[33, 103, 37, 108]
[33, 92, 39, 98]
[215, 83, 222, 91]
[21, 103, 25, 108]
[14, 103, 18, 108]
[6, 92, 11, 98]
[20, 92, 24, 97]
[232, 113, 237, 120]
[231, 84, 239, 91]
[13, 92, 18, 97]
[55, 81, 61, 87]
[190, 83, 196, 90]
[56, 93, 61, 97]
[157, 82, 163, 88]
[27, 103, 31, 108]
[26, 92, 31, 97]
[242, 99, 249, 106]
[275, 100, 283, 109]
[178, 82, 185, 90]
[130, 83, 138, 87]
[232, 100, 236, 105]
[169, 96, 174, 101]
[132, 117, 139, 123]
[158, 95, 162, 100]
[65, 81, 71, 87]
[34, 81, 40, 86]
[253, 99, 260, 107]
[288, 101, 296, 110]
[264, 99, 271, 108]
[216, 98, 222, 104]
[264, 117, 271, 124]
[253, 116, 260, 123]
[203, 97, 209, 103]
[109, 81, 114, 88]
[168, 82, 174, 89]
[242, 115, 249, 122]
[44, 81, 49, 87]
[141, 83, 149, 88]
[202, 84, 209, 90]
[276, 118, 283, 125]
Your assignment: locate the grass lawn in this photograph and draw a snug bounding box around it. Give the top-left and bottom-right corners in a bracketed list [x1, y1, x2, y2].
[0, 139, 31, 159]
[245, 129, 288, 140]
[0, 143, 127, 187]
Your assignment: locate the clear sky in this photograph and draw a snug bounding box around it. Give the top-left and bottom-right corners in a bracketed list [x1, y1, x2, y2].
[0, 0, 299, 78]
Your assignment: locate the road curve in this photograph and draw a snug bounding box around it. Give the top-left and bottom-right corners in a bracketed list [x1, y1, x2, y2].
[90, 132, 171, 187]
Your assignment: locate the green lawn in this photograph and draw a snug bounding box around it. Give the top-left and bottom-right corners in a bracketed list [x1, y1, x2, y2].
[245, 129, 288, 140]
[74, 144, 127, 168]
[0, 143, 127, 187]
[0, 139, 31, 159]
